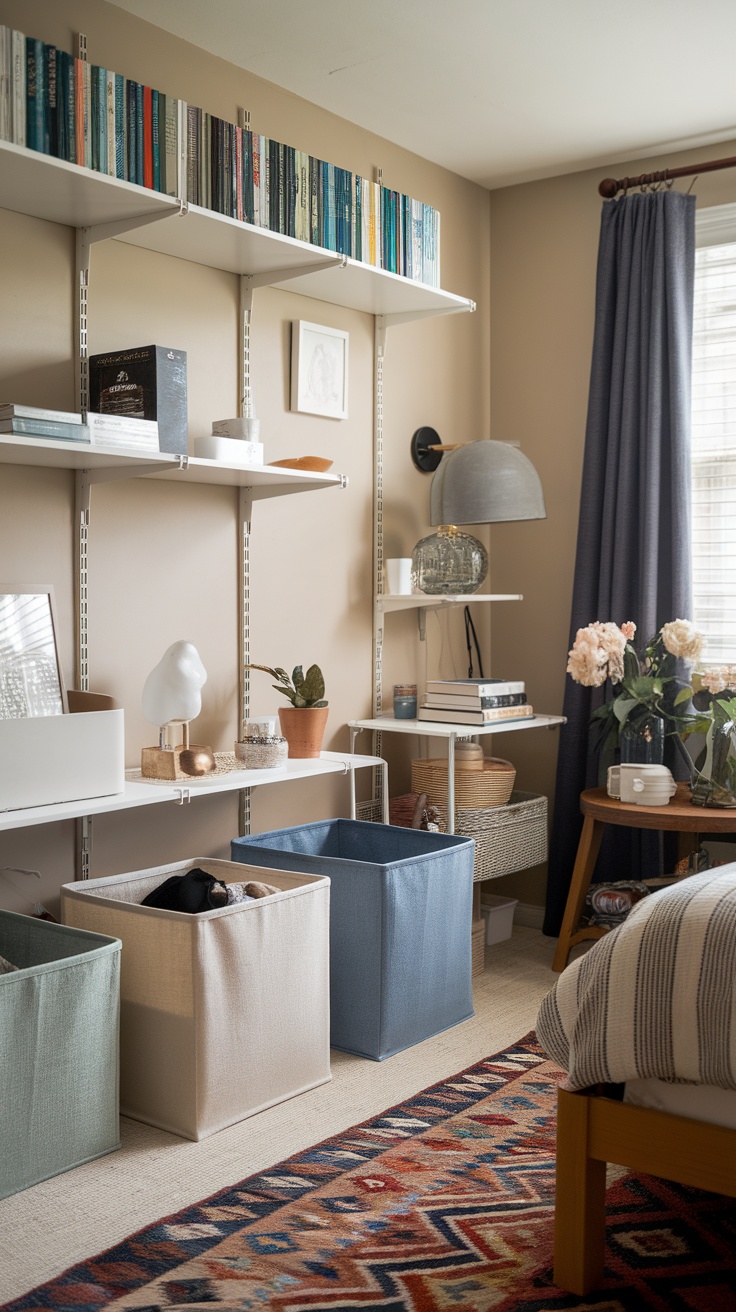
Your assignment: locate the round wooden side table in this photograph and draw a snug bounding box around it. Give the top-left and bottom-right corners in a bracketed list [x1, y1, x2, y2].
[552, 783, 736, 973]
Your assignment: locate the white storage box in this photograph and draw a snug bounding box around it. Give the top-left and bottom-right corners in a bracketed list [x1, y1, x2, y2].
[481, 894, 518, 945]
[0, 692, 124, 811]
[194, 435, 264, 465]
[61, 856, 331, 1141]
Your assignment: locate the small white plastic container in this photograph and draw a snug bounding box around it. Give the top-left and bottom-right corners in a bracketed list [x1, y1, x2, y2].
[481, 893, 518, 945]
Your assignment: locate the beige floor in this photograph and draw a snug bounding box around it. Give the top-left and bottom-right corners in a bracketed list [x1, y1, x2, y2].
[0, 925, 558, 1304]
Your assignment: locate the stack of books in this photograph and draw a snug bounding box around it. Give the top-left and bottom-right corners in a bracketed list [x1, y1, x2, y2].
[0, 404, 160, 452]
[0, 23, 441, 287]
[87, 412, 159, 452]
[0, 403, 90, 443]
[418, 679, 534, 725]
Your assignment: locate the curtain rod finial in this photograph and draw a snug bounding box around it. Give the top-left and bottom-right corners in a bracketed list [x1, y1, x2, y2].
[599, 177, 619, 199]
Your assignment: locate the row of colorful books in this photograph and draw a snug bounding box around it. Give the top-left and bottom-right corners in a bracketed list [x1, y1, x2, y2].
[416, 678, 534, 725]
[0, 25, 441, 286]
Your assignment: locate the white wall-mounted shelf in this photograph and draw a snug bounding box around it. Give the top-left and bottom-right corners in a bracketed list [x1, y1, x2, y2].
[377, 592, 523, 613]
[0, 142, 474, 320]
[0, 751, 388, 833]
[0, 433, 346, 495]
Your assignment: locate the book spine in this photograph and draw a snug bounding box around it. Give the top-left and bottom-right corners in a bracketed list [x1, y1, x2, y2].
[44, 44, 56, 156]
[0, 28, 9, 143]
[422, 693, 528, 709]
[177, 99, 187, 201]
[235, 123, 243, 221]
[186, 103, 197, 203]
[88, 64, 100, 174]
[268, 138, 278, 231]
[0, 404, 82, 422]
[243, 127, 254, 224]
[417, 706, 534, 724]
[74, 56, 85, 166]
[148, 85, 157, 190]
[163, 94, 177, 196]
[126, 79, 136, 182]
[144, 84, 154, 189]
[251, 131, 261, 224]
[425, 680, 526, 697]
[1, 417, 88, 438]
[11, 29, 26, 146]
[261, 135, 269, 227]
[309, 155, 319, 245]
[58, 51, 71, 162]
[26, 37, 46, 152]
[106, 69, 115, 175]
[114, 73, 125, 178]
[353, 173, 361, 263]
[135, 81, 144, 186]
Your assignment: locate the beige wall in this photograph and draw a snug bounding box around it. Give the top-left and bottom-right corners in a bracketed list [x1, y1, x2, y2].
[0, 0, 490, 915]
[487, 140, 736, 910]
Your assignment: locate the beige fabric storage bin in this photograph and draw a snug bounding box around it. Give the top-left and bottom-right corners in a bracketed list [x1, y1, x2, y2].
[61, 857, 331, 1141]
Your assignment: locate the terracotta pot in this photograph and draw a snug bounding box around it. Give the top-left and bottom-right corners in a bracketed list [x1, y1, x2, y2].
[278, 705, 329, 758]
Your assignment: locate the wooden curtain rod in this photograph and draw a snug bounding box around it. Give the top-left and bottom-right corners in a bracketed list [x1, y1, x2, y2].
[599, 150, 736, 198]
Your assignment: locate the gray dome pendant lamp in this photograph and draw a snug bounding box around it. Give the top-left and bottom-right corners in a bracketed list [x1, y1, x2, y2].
[410, 433, 547, 595]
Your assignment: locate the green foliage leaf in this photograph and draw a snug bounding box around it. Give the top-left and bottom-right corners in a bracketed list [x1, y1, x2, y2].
[612, 695, 639, 725]
[674, 686, 694, 706]
[628, 675, 658, 700]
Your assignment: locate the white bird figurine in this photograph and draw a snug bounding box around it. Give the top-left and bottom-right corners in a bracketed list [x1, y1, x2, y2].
[142, 641, 207, 730]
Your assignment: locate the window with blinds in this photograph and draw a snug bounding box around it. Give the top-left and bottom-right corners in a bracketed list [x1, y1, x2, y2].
[692, 213, 736, 665]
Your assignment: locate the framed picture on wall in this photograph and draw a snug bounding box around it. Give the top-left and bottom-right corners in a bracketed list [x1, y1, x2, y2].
[0, 587, 67, 719]
[290, 320, 349, 420]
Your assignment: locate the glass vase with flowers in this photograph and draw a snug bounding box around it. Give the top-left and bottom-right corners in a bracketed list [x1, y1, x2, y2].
[566, 618, 704, 772]
[682, 665, 736, 808]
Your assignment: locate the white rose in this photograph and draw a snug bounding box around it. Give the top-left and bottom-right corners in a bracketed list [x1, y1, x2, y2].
[661, 619, 704, 664]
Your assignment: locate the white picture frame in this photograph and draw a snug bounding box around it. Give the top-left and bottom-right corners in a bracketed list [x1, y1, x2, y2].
[0, 586, 68, 719]
[290, 320, 349, 420]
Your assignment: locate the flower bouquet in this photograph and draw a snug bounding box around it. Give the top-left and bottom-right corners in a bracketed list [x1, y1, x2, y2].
[566, 618, 703, 766]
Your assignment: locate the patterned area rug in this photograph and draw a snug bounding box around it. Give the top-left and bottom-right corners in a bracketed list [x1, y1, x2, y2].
[5, 1034, 736, 1312]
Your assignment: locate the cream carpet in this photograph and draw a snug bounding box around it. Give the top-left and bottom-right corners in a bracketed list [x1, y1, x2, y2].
[0, 925, 557, 1304]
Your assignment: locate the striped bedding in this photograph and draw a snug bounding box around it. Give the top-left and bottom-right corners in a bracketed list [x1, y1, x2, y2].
[537, 863, 736, 1091]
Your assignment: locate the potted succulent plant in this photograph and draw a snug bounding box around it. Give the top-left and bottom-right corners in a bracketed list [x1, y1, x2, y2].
[244, 663, 328, 758]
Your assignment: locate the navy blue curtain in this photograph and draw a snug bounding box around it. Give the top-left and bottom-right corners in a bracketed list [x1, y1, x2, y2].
[544, 190, 696, 937]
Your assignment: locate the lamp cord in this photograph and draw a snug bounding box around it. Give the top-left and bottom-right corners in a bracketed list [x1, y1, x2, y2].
[464, 606, 484, 678]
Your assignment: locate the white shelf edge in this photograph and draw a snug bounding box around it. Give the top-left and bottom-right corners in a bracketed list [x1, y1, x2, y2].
[349, 714, 566, 738]
[0, 434, 346, 492]
[0, 750, 384, 832]
[378, 592, 523, 612]
[0, 141, 473, 320]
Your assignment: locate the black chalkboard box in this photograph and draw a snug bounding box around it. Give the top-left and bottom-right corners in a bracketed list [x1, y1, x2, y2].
[88, 345, 188, 456]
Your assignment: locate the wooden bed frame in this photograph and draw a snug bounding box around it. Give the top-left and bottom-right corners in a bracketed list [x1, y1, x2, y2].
[554, 1085, 736, 1294]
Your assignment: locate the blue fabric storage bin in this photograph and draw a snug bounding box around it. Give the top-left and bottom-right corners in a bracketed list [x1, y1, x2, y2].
[231, 818, 475, 1060]
[0, 909, 121, 1199]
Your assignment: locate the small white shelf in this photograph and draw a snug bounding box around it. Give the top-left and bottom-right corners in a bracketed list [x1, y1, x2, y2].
[0, 434, 346, 495]
[378, 592, 523, 613]
[0, 141, 474, 320]
[0, 750, 387, 832]
[348, 717, 564, 835]
[349, 713, 566, 739]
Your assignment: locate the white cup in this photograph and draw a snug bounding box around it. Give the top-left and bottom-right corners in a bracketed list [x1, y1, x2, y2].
[386, 557, 412, 595]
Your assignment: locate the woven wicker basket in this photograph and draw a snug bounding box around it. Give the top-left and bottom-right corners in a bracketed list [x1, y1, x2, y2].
[411, 756, 516, 811]
[437, 791, 548, 884]
[471, 917, 486, 977]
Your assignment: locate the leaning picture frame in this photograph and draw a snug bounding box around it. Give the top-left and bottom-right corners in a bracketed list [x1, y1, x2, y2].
[0, 586, 68, 718]
[290, 320, 349, 420]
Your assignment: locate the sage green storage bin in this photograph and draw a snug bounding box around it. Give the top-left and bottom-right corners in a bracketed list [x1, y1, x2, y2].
[0, 909, 121, 1200]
